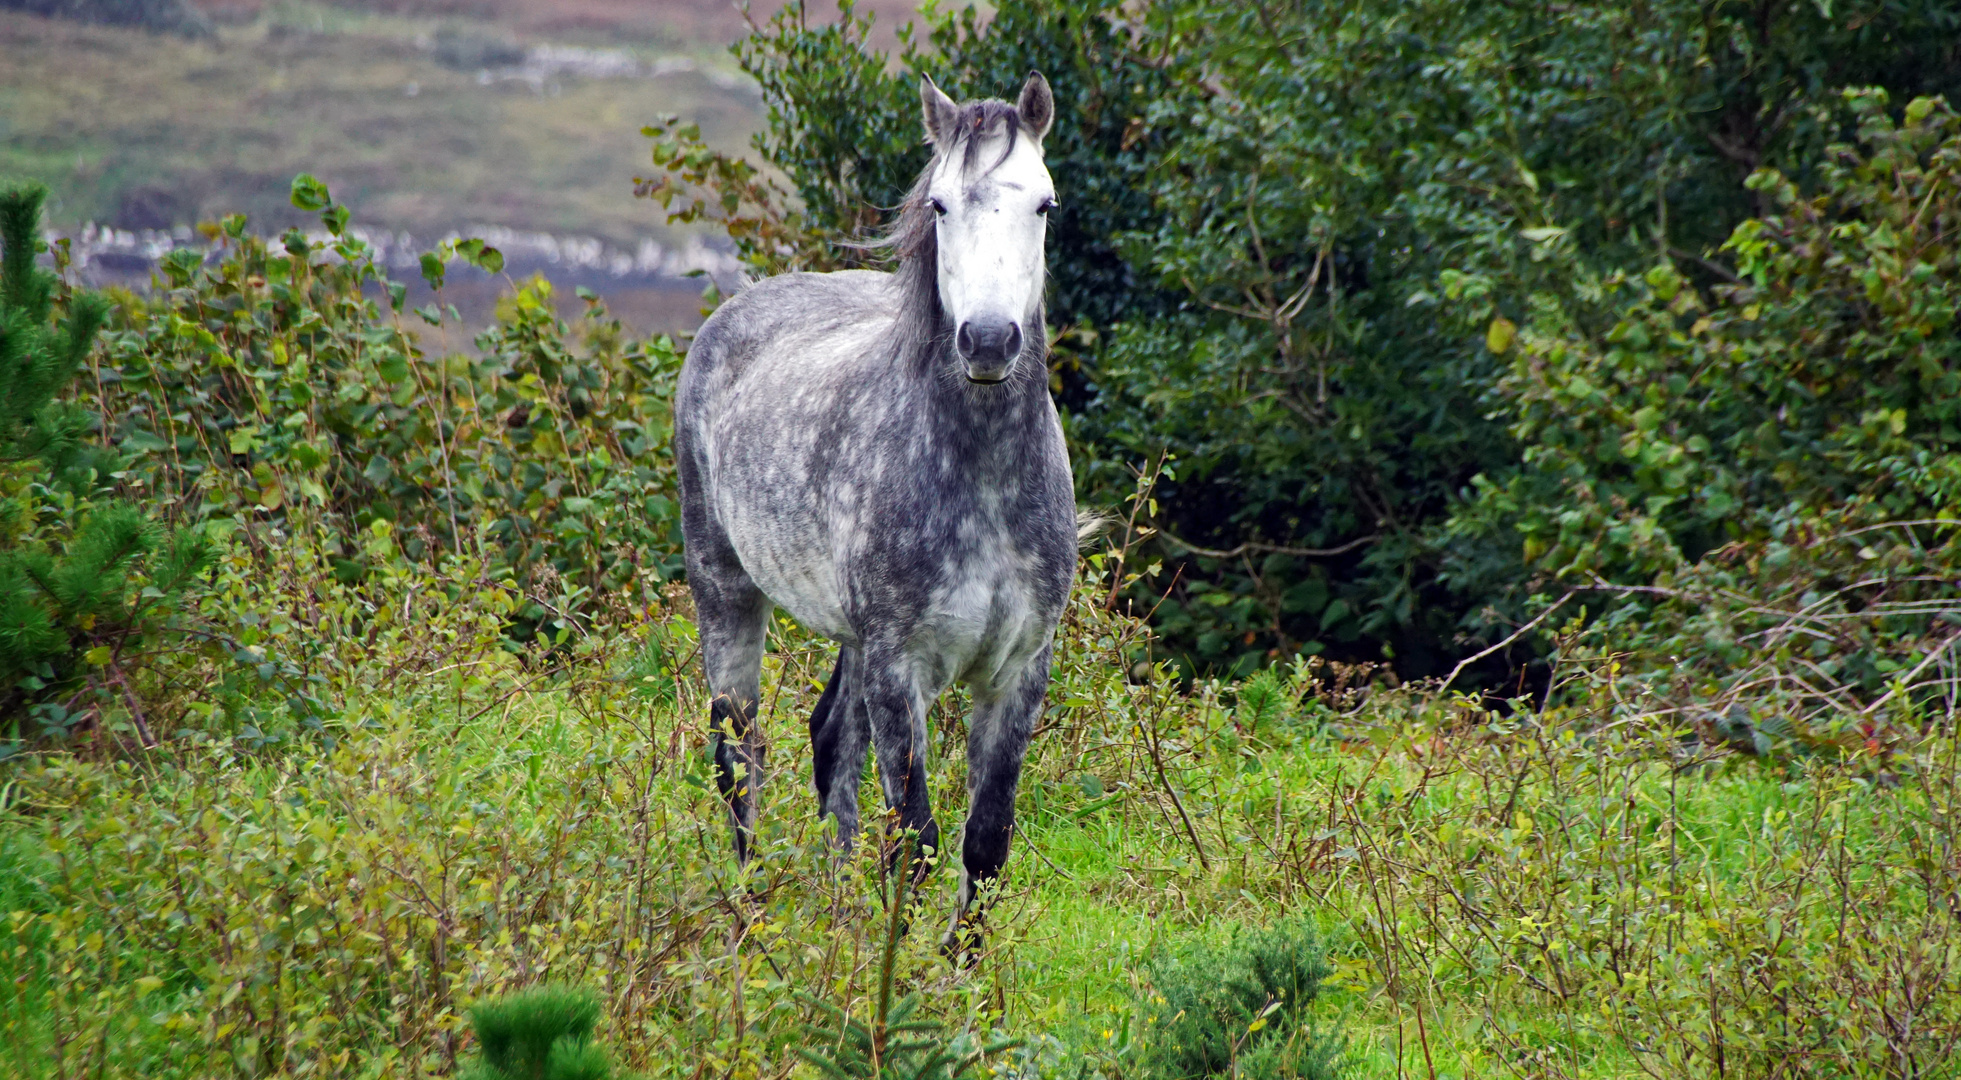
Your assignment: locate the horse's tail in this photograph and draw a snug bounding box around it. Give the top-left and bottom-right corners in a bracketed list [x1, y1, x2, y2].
[1075, 508, 1117, 550]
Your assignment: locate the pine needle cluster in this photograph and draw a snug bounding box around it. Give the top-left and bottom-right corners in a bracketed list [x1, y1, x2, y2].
[0, 182, 111, 486]
[459, 986, 641, 1080]
[1142, 917, 1346, 1080]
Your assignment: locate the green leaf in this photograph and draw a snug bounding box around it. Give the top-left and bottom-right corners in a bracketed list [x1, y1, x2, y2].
[1486, 316, 1516, 354]
[321, 204, 350, 237]
[419, 252, 446, 291]
[289, 173, 331, 212]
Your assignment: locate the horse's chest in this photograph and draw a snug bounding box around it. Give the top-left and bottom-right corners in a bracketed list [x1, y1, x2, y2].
[916, 551, 1058, 691]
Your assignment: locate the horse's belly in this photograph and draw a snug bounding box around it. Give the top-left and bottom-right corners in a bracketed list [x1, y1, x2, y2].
[721, 506, 856, 643]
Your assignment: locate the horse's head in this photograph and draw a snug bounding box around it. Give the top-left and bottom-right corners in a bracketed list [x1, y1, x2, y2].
[917, 72, 1055, 385]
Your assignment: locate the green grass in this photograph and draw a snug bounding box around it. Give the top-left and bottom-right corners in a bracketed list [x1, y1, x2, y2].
[4, 572, 1956, 1079]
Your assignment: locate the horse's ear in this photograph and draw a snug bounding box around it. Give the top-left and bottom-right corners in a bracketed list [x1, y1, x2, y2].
[920, 75, 961, 146]
[1017, 71, 1054, 143]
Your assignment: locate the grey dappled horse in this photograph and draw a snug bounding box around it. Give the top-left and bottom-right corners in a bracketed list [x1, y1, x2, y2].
[674, 72, 1074, 947]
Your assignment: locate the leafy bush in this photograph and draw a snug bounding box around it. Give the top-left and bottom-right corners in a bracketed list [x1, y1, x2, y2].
[1141, 917, 1343, 1080]
[1455, 90, 1961, 726]
[653, 0, 1961, 685]
[85, 178, 685, 648]
[0, 169, 691, 749]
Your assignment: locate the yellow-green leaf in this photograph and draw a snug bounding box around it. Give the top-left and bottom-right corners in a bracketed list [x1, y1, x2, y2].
[1486, 317, 1517, 354]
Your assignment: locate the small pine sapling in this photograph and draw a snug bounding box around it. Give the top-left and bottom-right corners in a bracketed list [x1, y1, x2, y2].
[1141, 917, 1346, 1080]
[0, 181, 214, 741]
[460, 986, 641, 1080]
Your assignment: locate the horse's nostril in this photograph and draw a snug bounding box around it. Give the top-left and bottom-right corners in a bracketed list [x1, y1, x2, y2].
[957, 321, 976, 357]
[1004, 323, 1022, 357]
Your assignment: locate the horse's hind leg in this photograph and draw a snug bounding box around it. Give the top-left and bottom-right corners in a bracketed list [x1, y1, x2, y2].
[946, 644, 1053, 957]
[688, 545, 772, 864]
[810, 646, 871, 851]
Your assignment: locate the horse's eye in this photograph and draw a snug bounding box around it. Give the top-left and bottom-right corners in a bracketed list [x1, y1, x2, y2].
[930, 198, 948, 217]
[1038, 197, 1058, 216]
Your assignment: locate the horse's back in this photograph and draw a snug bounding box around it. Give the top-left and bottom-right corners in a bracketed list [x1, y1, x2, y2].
[680, 270, 893, 401]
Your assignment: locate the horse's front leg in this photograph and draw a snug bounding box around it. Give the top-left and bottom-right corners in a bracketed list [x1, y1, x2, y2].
[860, 651, 942, 886]
[946, 644, 1052, 959]
[694, 576, 773, 866]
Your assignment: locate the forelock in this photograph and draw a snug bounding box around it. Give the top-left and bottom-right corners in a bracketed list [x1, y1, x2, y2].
[945, 100, 1028, 180]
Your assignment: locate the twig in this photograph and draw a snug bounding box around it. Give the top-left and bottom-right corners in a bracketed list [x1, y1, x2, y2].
[1153, 526, 1378, 561]
[104, 665, 157, 750]
[1861, 629, 1961, 717]
[1666, 247, 1740, 283]
[1438, 592, 1578, 696]
[1139, 682, 1210, 871]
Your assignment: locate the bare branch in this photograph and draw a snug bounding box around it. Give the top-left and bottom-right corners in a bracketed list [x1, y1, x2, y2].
[1153, 526, 1379, 561]
[1439, 591, 1579, 696]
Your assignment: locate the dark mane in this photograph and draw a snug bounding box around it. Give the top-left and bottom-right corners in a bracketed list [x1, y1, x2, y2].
[860, 99, 1036, 371]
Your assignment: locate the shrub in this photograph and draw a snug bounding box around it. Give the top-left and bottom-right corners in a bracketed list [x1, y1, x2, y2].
[656, 0, 1961, 684]
[84, 178, 686, 646]
[1454, 90, 1961, 726]
[1141, 917, 1343, 1080]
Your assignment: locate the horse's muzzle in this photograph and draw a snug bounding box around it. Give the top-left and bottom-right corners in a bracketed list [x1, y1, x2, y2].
[957, 316, 1021, 383]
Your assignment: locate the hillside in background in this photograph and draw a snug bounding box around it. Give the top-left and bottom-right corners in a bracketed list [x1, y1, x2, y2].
[0, 0, 925, 329]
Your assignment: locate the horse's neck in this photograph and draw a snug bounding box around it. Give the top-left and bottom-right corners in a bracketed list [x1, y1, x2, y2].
[917, 346, 1055, 473]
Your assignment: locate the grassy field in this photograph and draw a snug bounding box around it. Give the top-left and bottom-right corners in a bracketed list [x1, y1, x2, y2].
[4, 552, 1956, 1079]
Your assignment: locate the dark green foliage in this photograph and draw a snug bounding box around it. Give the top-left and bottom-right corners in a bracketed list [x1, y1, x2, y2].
[0, 182, 217, 739]
[1454, 90, 1961, 728]
[1141, 918, 1342, 1080]
[681, 0, 1961, 686]
[461, 986, 638, 1080]
[795, 992, 1015, 1080]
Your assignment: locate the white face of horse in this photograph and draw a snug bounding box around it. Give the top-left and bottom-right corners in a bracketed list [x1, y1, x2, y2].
[921, 74, 1057, 384]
